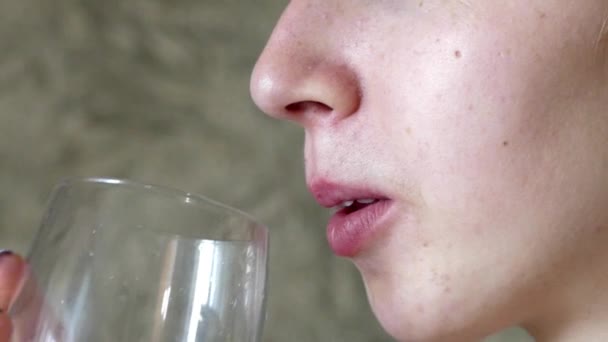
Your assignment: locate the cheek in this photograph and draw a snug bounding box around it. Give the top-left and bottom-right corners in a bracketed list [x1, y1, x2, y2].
[385, 28, 564, 215]
[415, 97, 546, 236]
[344, 5, 605, 340]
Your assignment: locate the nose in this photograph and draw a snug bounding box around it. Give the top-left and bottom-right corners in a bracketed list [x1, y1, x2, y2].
[250, 1, 361, 127]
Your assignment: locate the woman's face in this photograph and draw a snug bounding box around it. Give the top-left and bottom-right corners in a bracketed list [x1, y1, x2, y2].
[251, 1, 608, 340]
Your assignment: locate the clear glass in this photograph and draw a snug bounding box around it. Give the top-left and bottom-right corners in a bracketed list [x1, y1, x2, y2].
[9, 178, 268, 342]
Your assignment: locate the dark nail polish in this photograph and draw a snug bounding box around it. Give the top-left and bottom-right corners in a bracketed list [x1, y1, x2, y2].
[0, 250, 14, 258]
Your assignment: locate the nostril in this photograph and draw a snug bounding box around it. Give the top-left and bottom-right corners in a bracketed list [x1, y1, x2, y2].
[285, 101, 333, 115]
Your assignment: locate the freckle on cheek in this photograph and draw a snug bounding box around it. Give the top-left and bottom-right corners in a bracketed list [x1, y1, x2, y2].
[503, 141, 509, 147]
[454, 50, 462, 58]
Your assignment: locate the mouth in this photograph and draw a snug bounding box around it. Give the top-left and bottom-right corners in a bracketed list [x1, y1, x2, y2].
[332, 198, 381, 214]
[308, 180, 395, 257]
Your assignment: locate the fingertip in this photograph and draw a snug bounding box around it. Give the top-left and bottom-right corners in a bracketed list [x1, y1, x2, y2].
[0, 253, 25, 276]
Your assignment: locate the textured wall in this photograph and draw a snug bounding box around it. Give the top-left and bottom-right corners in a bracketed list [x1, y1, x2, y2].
[0, 1, 531, 341]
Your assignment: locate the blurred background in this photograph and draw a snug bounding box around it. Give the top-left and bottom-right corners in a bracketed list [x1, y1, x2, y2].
[0, 0, 532, 341]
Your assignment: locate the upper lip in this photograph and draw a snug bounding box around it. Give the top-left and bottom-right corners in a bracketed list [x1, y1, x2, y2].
[307, 178, 389, 208]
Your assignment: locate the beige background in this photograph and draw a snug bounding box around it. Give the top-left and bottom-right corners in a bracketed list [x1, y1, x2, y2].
[0, 1, 532, 341]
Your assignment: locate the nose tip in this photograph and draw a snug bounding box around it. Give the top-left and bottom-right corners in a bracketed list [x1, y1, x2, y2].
[251, 58, 361, 125]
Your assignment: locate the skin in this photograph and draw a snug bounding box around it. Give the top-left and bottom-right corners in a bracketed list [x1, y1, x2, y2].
[250, 0, 608, 341]
[0, 254, 24, 342]
[2, 1, 608, 341]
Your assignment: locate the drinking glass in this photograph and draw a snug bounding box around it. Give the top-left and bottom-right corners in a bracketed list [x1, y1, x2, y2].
[9, 177, 268, 342]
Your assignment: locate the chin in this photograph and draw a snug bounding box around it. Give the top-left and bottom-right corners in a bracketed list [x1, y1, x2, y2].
[360, 274, 499, 342]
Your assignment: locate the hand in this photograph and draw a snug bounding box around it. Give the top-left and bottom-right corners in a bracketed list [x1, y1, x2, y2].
[0, 251, 26, 342]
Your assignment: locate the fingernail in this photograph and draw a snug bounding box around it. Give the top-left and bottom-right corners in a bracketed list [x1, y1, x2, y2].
[0, 250, 13, 258]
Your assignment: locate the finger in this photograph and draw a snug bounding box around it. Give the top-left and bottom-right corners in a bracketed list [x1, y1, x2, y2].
[10, 265, 65, 341]
[0, 312, 12, 342]
[0, 251, 25, 311]
[0, 252, 64, 341]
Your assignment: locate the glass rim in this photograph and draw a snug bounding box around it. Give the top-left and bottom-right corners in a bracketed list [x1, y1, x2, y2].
[56, 176, 267, 231]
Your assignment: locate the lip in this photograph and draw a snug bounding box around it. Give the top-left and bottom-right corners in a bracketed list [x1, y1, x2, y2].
[308, 179, 395, 257]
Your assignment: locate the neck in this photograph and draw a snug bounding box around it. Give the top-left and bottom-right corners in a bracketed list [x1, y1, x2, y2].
[526, 311, 608, 342]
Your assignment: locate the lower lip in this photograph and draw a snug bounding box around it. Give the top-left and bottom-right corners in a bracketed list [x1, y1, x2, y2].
[326, 200, 394, 257]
